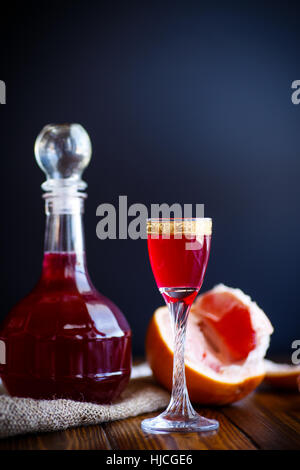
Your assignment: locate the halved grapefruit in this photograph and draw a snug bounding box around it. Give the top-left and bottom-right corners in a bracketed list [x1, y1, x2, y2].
[263, 359, 300, 390]
[146, 284, 273, 405]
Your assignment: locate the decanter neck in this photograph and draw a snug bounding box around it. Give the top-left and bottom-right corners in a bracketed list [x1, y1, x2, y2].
[40, 193, 92, 290]
[43, 192, 86, 254]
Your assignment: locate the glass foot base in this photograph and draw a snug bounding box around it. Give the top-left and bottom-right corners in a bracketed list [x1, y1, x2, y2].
[141, 412, 219, 434]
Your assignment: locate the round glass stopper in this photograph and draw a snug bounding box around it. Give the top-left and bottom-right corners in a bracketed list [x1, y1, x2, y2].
[34, 123, 92, 191]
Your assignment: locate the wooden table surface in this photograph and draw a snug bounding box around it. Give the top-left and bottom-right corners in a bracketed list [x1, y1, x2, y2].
[0, 384, 299, 450]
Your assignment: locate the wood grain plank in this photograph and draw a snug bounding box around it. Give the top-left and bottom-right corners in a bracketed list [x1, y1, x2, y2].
[103, 408, 257, 450]
[221, 391, 300, 450]
[193, 407, 257, 450]
[0, 425, 111, 450]
[103, 413, 179, 450]
[253, 389, 300, 433]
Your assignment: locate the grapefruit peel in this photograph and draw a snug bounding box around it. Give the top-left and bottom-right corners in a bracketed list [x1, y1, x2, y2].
[146, 284, 274, 405]
[264, 359, 300, 390]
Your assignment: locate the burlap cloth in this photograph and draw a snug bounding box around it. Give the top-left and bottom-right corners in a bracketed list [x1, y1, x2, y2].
[0, 363, 170, 439]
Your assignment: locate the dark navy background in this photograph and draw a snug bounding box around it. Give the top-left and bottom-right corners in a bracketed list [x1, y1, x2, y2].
[1, 0, 299, 356]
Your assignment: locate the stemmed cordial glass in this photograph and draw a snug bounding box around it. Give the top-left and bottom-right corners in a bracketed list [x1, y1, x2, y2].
[141, 218, 219, 433]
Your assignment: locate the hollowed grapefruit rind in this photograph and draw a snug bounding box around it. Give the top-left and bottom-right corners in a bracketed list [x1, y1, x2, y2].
[264, 359, 300, 390]
[146, 285, 273, 405]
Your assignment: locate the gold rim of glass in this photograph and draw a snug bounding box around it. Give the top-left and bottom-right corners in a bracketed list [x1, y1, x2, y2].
[146, 218, 212, 236]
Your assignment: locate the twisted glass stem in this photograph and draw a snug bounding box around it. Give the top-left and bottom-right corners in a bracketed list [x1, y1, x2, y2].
[163, 300, 197, 421]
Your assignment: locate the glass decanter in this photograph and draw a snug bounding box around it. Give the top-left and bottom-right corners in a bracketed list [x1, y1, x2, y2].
[0, 124, 132, 403]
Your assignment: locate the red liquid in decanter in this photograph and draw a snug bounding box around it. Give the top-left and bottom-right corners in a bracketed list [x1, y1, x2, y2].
[0, 253, 131, 403]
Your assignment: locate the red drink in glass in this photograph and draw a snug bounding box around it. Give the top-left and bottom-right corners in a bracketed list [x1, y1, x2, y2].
[148, 232, 211, 305]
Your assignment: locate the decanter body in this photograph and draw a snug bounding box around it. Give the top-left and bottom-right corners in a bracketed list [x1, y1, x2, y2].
[0, 124, 132, 403]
